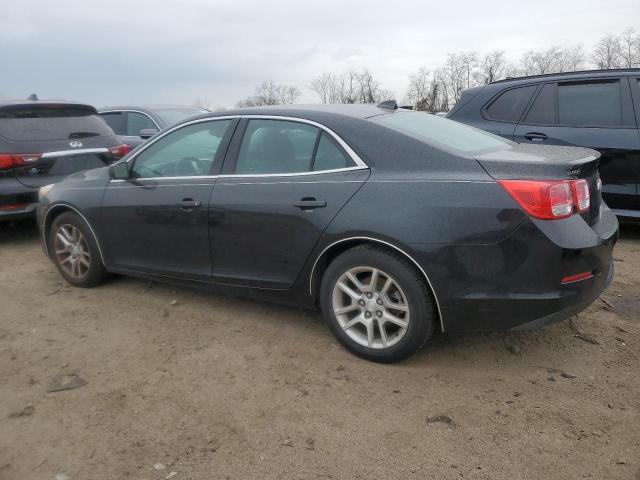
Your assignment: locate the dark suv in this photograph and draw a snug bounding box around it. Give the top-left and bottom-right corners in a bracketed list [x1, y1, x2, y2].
[447, 69, 640, 219]
[0, 99, 128, 222]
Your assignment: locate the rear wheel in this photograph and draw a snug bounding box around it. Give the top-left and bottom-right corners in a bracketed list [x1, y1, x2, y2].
[320, 245, 436, 363]
[50, 212, 107, 288]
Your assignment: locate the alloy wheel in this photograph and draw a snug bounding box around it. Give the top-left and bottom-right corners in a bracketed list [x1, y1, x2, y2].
[54, 224, 91, 280]
[332, 266, 410, 349]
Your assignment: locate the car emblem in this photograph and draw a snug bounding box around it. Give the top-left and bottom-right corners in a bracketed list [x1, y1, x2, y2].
[69, 141, 83, 148]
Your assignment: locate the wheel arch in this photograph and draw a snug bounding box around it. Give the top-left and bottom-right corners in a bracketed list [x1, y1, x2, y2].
[309, 236, 444, 332]
[43, 203, 105, 265]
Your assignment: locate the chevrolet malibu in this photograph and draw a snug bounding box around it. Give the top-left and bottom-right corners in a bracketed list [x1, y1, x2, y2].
[37, 103, 618, 363]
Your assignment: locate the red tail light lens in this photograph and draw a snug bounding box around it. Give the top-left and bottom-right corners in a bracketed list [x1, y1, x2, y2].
[498, 180, 573, 220]
[571, 179, 590, 212]
[109, 144, 129, 159]
[0, 153, 42, 170]
[561, 271, 594, 284]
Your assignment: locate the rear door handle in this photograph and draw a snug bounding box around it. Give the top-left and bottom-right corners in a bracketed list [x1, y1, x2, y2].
[524, 132, 548, 141]
[177, 198, 201, 211]
[294, 197, 327, 210]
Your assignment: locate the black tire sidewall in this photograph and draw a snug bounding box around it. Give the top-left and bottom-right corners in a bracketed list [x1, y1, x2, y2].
[320, 247, 435, 363]
[49, 212, 106, 288]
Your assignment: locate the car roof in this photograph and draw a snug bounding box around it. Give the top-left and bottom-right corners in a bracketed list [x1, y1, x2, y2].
[199, 103, 399, 121]
[490, 68, 640, 86]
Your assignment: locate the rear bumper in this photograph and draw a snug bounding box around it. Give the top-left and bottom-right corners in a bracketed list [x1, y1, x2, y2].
[0, 177, 38, 222]
[411, 203, 619, 332]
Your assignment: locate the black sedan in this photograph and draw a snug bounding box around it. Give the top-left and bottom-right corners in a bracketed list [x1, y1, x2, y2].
[37, 103, 618, 362]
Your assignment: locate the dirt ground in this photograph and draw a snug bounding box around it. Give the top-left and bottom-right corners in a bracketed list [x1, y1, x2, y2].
[0, 220, 638, 480]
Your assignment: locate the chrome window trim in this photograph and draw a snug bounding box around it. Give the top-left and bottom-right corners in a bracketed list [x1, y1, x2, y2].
[309, 236, 445, 332]
[99, 109, 161, 131]
[42, 148, 109, 158]
[120, 114, 370, 181]
[43, 203, 106, 265]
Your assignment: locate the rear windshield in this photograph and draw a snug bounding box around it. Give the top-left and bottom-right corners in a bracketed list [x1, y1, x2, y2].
[0, 104, 114, 142]
[371, 111, 512, 155]
[155, 107, 209, 126]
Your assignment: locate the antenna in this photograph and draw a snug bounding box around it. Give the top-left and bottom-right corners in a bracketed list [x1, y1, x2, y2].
[377, 100, 398, 110]
[28, 93, 39, 101]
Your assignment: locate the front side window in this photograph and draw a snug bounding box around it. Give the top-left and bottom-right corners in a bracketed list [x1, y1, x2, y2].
[127, 112, 157, 136]
[485, 85, 537, 122]
[234, 120, 355, 174]
[131, 120, 231, 178]
[558, 81, 622, 127]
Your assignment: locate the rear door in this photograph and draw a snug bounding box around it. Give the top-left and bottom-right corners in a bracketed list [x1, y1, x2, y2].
[209, 117, 369, 289]
[514, 77, 640, 213]
[100, 118, 237, 278]
[477, 84, 538, 139]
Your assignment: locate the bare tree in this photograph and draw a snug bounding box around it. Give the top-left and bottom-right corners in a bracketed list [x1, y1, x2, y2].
[560, 44, 586, 71]
[620, 28, 640, 67]
[592, 33, 622, 69]
[406, 67, 431, 110]
[236, 81, 301, 107]
[480, 50, 508, 84]
[310, 69, 393, 104]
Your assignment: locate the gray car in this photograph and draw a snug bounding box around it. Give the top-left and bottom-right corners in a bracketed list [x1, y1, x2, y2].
[98, 105, 209, 148]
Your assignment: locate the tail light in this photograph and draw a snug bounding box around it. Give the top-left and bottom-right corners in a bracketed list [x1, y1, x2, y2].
[498, 179, 591, 220]
[572, 179, 590, 213]
[108, 144, 129, 159]
[0, 153, 42, 170]
[561, 271, 594, 285]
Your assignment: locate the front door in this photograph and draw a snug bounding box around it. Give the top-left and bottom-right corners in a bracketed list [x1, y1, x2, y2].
[514, 78, 640, 213]
[100, 118, 236, 278]
[210, 118, 369, 289]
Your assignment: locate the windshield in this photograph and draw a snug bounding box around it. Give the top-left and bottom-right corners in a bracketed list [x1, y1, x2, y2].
[154, 107, 209, 126]
[371, 111, 513, 155]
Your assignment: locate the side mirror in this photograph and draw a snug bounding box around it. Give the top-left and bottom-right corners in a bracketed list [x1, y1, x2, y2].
[139, 128, 158, 139]
[110, 161, 130, 180]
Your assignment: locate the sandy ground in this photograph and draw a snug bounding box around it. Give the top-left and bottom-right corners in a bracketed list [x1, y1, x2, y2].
[0, 220, 638, 480]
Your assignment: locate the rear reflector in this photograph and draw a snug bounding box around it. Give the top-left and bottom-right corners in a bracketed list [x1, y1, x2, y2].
[498, 179, 591, 220]
[0, 153, 42, 170]
[561, 271, 594, 285]
[109, 144, 129, 159]
[0, 203, 28, 211]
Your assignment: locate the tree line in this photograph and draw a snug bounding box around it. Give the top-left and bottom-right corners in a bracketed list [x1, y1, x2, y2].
[197, 28, 640, 112]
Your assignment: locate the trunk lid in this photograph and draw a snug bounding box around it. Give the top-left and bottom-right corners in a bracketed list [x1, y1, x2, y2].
[476, 144, 602, 224]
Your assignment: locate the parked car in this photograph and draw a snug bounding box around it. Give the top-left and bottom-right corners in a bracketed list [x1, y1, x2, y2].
[98, 105, 209, 149]
[37, 103, 618, 362]
[446, 68, 640, 220]
[0, 98, 128, 222]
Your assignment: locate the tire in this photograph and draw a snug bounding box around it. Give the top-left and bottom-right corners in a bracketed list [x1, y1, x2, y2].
[319, 245, 436, 363]
[49, 211, 107, 288]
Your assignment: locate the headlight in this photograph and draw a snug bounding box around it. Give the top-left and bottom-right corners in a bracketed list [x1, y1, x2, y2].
[39, 183, 55, 200]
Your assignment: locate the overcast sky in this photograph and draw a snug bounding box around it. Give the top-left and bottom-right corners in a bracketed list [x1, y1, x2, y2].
[1, 0, 638, 108]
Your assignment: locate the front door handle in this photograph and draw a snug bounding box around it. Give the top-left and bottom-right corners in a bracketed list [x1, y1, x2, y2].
[177, 198, 201, 211]
[524, 132, 548, 141]
[294, 197, 327, 210]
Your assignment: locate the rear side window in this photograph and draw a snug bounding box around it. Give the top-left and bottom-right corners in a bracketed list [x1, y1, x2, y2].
[312, 133, 350, 171]
[0, 104, 114, 142]
[127, 112, 157, 136]
[558, 81, 622, 127]
[235, 120, 318, 174]
[485, 86, 537, 122]
[372, 111, 512, 155]
[100, 112, 125, 135]
[524, 84, 556, 124]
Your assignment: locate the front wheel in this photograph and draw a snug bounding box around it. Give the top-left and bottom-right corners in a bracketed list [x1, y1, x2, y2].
[319, 245, 436, 363]
[49, 212, 107, 288]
